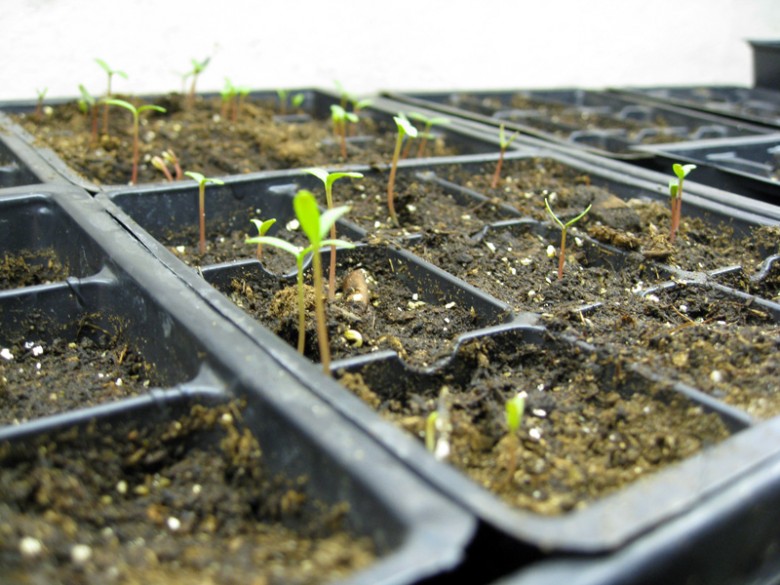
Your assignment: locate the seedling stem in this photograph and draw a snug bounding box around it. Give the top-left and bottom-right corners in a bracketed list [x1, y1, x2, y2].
[491, 124, 520, 189]
[95, 58, 128, 134]
[305, 168, 363, 300]
[668, 163, 696, 244]
[387, 114, 418, 226]
[544, 198, 591, 280]
[184, 171, 225, 254]
[102, 98, 166, 185]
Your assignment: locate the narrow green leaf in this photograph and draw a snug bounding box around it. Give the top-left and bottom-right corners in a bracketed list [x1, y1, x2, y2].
[319, 205, 352, 240]
[244, 235, 302, 257]
[294, 190, 322, 245]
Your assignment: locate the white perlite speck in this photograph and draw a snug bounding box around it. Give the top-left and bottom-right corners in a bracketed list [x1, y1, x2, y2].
[19, 537, 43, 558]
[70, 544, 92, 565]
[1, 348, 13, 360]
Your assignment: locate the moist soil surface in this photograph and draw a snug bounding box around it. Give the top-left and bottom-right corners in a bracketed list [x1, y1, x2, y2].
[12, 94, 458, 186]
[1, 249, 70, 290]
[0, 401, 376, 584]
[0, 314, 159, 425]
[220, 248, 496, 368]
[338, 332, 730, 515]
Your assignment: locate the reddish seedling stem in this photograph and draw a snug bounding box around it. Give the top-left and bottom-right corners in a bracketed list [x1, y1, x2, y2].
[198, 185, 207, 254]
[387, 134, 403, 226]
[557, 229, 568, 280]
[491, 149, 506, 189]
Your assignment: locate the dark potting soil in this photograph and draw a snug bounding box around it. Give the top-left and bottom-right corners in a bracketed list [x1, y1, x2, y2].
[0, 314, 158, 424]
[1, 249, 70, 290]
[0, 401, 376, 584]
[545, 283, 780, 420]
[338, 333, 730, 515]
[223, 250, 490, 368]
[12, 94, 458, 186]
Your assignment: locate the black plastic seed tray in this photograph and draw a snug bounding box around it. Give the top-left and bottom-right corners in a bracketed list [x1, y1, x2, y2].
[382, 88, 771, 160]
[610, 85, 780, 130]
[0, 183, 477, 585]
[0, 89, 505, 194]
[634, 132, 780, 205]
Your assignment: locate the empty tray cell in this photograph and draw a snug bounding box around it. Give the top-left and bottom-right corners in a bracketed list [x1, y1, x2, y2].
[0, 194, 105, 290]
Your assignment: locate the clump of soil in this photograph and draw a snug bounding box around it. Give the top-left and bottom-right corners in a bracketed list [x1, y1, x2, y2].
[1, 249, 69, 290]
[13, 94, 458, 186]
[0, 314, 158, 424]
[339, 333, 730, 515]
[546, 283, 780, 419]
[222, 249, 495, 367]
[0, 401, 376, 584]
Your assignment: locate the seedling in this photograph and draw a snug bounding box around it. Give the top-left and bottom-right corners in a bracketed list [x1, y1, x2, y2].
[305, 168, 363, 299]
[245, 190, 354, 373]
[503, 392, 526, 482]
[425, 387, 452, 461]
[185, 57, 211, 107]
[276, 89, 306, 115]
[102, 98, 166, 185]
[163, 149, 182, 180]
[220, 78, 237, 118]
[248, 216, 277, 260]
[491, 124, 520, 188]
[95, 58, 128, 134]
[330, 105, 358, 159]
[77, 84, 99, 144]
[408, 112, 450, 158]
[387, 113, 418, 226]
[34, 88, 48, 122]
[668, 163, 696, 245]
[151, 156, 173, 182]
[544, 198, 591, 280]
[184, 171, 225, 255]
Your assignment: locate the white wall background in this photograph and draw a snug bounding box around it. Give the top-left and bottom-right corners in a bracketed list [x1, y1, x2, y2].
[2, 0, 779, 101]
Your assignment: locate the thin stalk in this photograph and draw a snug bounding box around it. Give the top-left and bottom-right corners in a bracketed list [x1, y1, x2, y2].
[198, 184, 207, 254]
[295, 256, 306, 354]
[311, 248, 331, 373]
[557, 228, 568, 280]
[491, 147, 506, 189]
[387, 132, 403, 226]
[130, 115, 140, 185]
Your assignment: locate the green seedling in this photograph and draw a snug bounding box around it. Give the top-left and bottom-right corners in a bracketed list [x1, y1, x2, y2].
[95, 58, 128, 134]
[102, 98, 166, 185]
[185, 57, 211, 106]
[544, 198, 592, 280]
[329, 104, 358, 159]
[387, 113, 418, 226]
[184, 171, 225, 255]
[503, 392, 526, 483]
[34, 88, 48, 122]
[424, 386, 452, 461]
[245, 190, 354, 372]
[220, 78, 237, 118]
[408, 112, 450, 158]
[248, 216, 277, 260]
[77, 84, 99, 144]
[491, 124, 520, 189]
[305, 168, 363, 300]
[233, 85, 251, 121]
[276, 89, 305, 115]
[668, 163, 696, 245]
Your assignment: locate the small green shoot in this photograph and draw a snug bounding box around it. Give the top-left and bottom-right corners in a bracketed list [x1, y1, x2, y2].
[491, 124, 520, 188]
[245, 190, 354, 372]
[248, 216, 277, 260]
[305, 168, 363, 300]
[184, 171, 225, 255]
[408, 112, 450, 158]
[329, 105, 358, 159]
[668, 163, 696, 245]
[220, 78, 237, 118]
[503, 392, 526, 483]
[163, 149, 182, 180]
[151, 156, 173, 182]
[185, 57, 211, 107]
[276, 89, 305, 115]
[544, 198, 591, 280]
[34, 88, 48, 122]
[387, 113, 418, 226]
[77, 84, 99, 144]
[424, 387, 452, 460]
[95, 58, 128, 134]
[102, 98, 166, 185]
